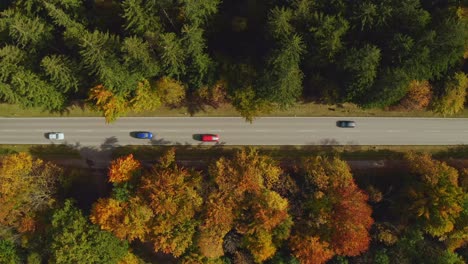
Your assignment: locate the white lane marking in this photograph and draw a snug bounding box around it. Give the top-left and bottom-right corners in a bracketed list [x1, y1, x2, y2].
[255, 130, 268, 132]
[386, 130, 402, 132]
[298, 130, 316, 132]
[425, 130, 440, 132]
[0, 129, 16, 132]
[209, 129, 224, 132]
[77, 129, 92, 132]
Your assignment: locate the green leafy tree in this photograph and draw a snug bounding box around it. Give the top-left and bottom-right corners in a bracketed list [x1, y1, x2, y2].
[179, 0, 220, 26]
[79, 30, 140, 94]
[0, 9, 53, 49]
[387, 230, 464, 264]
[342, 44, 381, 101]
[121, 36, 160, 78]
[0, 45, 65, 111]
[268, 6, 294, 39]
[259, 35, 305, 108]
[351, 1, 392, 31]
[310, 13, 349, 60]
[48, 200, 128, 264]
[121, 0, 163, 35]
[41, 54, 80, 93]
[0, 240, 20, 264]
[159, 32, 186, 79]
[181, 24, 214, 89]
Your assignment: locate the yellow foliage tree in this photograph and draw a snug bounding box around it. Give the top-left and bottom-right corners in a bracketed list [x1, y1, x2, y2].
[0, 153, 61, 233]
[137, 149, 203, 257]
[154, 77, 186, 106]
[90, 197, 152, 241]
[199, 148, 290, 262]
[404, 152, 464, 237]
[130, 79, 161, 113]
[432, 72, 468, 116]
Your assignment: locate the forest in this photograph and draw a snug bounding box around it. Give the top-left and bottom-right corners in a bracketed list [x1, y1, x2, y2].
[0, 148, 466, 263]
[0, 0, 467, 122]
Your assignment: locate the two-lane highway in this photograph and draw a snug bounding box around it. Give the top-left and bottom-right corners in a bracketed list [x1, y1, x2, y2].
[0, 117, 467, 146]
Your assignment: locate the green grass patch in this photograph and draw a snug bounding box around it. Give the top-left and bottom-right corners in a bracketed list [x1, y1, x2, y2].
[2, 102, 467, 118]
[0, 144, 81, 159]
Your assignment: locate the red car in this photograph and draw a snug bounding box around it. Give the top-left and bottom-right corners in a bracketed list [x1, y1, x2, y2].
[201, 134, 219, 142]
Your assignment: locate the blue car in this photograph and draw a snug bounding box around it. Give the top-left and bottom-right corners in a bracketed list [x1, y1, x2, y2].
[135, 131, 153, 139]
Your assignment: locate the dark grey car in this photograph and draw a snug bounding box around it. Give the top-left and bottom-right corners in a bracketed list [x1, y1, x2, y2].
[336, 120, 356, 128]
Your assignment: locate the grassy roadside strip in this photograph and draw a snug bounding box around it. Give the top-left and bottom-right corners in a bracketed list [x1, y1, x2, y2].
[0, 144, 81, 159]
[1, 144, 466, 162]
[112, 144, 468, 161]
[1, 102, 468, 118]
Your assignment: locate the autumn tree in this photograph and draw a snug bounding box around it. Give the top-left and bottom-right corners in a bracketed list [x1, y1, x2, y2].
[397, 80, 432, 110]
[154, 77, 186, 107]
[108, 154, 141, 183]
[92, 149, 203, 258]
[289, 235, 334, 264]
[138, 148, 203, 257]
[129, 79, 161, 113]
[198, 148, 291, 262]
[290, 156, 373, 263]
[90, 197, 152, 242]
[88, 85, 128, 123]
[0, 153, 61, 234]
[431, 72, 468, 116]
[402, 152, 465, 237]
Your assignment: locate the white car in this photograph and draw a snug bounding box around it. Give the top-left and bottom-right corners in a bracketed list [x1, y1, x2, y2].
[48, 132, 65, 140]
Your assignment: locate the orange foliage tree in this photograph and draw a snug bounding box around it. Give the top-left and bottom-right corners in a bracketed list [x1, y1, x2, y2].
[290, 156, 373, 263]
[108, 154, 141, 183]
[90, 197, 152, 241]
[289, 235, 334, 264]
[91, 148, 203, 258]
[88, 84, 128, 123]
[138, 148, 203, 257]
[0, 153, 61, 233]
[398, 80, 432, 110]
[198, 148, 291, 262]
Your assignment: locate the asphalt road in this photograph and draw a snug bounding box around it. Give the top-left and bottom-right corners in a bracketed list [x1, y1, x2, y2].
[0, 117, 467, 146]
